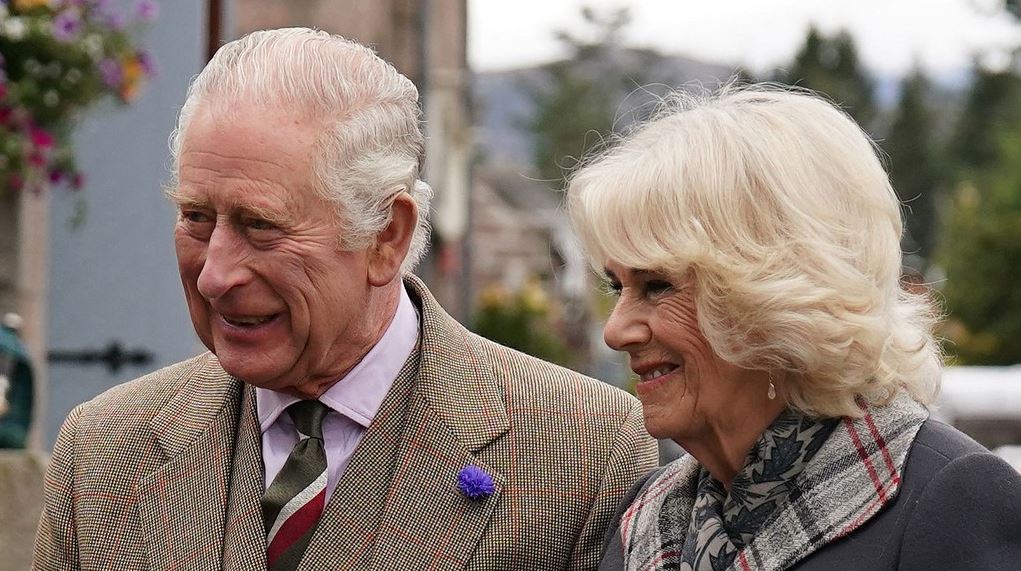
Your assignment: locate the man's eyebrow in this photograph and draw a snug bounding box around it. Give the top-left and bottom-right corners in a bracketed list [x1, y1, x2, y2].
[165, 188, 205, 208]
[237, 202, 292, 226]
[165, 188, 292, 224]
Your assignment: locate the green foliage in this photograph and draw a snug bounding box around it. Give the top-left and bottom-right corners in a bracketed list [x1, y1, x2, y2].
[884, 68, 944, 268]
[776, 27, 876, 128]
[939, 130, 1021, 365]
[935, 55, 1021, 365]
[473, 281, 571, 367]
[948, 68, 1021, 171]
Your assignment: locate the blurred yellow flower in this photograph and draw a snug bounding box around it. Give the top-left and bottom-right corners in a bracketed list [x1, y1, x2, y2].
[119, 57, 145, 102]
[479, 285, 510, 309]
[13, 0, 51, 10]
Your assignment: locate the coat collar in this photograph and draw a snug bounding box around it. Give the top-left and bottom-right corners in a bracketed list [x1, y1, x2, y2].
[135, 274, 511, 570]
[294, 275, 511, 569]
[402, 273, 510, 450]
[136, 354, 246, 571]
[620, 392, 929, 571]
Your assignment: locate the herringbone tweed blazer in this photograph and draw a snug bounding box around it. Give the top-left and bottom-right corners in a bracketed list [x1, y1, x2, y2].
[34, 276, 659, 571]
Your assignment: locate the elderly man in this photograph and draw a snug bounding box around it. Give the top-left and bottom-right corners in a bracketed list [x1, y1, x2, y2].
[33, 28, 656, 570]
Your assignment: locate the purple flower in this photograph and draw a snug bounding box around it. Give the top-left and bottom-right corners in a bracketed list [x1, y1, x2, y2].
[52, 10, 83, 42]
[457, 466, 495, 500]
[98, 58, 122, 88]
[134, 0, 158, 23]
[136, 50, 157, 76]
[105, 10, 127, 30]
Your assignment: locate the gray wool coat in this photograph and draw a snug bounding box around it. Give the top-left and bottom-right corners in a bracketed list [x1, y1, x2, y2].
[600, 417, 1021, 570]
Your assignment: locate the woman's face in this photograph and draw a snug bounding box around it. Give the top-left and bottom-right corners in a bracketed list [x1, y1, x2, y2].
[603, 261, 765, 444]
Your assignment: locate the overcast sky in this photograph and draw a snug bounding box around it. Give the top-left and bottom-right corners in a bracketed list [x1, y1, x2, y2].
[469, 0, 1021, 78]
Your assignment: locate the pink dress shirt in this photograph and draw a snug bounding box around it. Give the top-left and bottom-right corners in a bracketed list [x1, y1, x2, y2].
[256, 284, 419, 499]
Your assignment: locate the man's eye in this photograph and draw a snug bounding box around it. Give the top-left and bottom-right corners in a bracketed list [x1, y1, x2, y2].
[246, 218, 276, 231]
[181, 210, 211, 223]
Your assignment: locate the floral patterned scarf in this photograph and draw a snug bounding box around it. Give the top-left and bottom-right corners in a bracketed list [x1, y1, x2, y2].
[678, 411, 839, 571]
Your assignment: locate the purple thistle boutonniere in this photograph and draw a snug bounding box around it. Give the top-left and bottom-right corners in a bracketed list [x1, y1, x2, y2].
[457, 465, 494, 500]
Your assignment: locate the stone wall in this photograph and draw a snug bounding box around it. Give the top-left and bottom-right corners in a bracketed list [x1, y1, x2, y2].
[0, 451, 46, 570]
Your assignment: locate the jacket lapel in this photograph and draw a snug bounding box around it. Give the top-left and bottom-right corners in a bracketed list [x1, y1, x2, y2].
[369, 276, 510, 569]
[221, 384, 269, 571]
[296, 348, 421, 569]
[734, 393, 928, 571]
[298, 275, 510, 569]
[136, 355, 244, 571]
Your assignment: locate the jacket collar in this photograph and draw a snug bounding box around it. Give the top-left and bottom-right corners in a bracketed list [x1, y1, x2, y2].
[621, 392, 928, 571]
[402, 273, 510, 451]
[137, 354, 247, 571]
[136, 274, 511, 570]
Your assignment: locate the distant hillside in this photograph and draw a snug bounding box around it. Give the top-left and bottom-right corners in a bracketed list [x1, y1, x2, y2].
[471, 50, 737, 169]
[471, 50, 972, 171]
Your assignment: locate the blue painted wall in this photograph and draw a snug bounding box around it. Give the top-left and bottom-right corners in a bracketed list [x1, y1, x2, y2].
[46, 1, 208, 449]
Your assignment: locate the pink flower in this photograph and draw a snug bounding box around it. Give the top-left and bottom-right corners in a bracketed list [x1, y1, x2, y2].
[30, 127, 55, 149]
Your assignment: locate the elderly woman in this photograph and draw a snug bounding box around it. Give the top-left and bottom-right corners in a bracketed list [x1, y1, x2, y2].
[567, 86, 1021, 571]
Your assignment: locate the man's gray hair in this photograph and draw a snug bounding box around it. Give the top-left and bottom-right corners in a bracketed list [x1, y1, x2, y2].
[169, 27, 432, 272]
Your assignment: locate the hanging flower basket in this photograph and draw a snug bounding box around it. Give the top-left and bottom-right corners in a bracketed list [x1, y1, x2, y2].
[0, 0, 158, 194]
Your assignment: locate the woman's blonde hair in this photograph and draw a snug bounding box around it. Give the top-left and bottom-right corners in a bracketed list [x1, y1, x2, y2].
[567, 84, 941, 418]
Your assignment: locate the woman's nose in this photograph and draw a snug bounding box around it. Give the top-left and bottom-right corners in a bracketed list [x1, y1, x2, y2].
[603, 299, 650, 351]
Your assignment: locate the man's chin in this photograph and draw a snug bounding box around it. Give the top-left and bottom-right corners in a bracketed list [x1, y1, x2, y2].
[214, 355, 288, 389]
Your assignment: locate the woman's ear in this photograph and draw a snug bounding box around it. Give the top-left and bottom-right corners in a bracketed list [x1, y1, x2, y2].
[367, 193, 418, 286]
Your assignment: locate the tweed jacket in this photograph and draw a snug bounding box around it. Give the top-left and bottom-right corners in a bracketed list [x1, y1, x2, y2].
[599, 396, 1021, 570]
[34, 276, 659, 571]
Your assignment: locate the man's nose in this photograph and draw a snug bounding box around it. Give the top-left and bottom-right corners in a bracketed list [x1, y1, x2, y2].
[603, 299, 650, 352]
[196, 223, 251, 300]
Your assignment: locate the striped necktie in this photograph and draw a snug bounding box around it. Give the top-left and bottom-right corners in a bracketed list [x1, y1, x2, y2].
[262, 400, 330, 570]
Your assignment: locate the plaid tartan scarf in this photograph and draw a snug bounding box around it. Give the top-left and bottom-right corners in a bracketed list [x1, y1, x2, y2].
[620, 392, 928, 571]
[678, 412, 839, 571]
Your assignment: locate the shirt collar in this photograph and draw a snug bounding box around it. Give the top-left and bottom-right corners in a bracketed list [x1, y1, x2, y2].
[255, 283, 420, 432]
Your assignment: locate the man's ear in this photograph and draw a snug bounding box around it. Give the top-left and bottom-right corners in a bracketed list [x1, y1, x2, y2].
[367, 193, 418, 287]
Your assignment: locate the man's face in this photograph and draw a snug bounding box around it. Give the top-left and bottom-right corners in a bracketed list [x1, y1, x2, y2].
[172, 103, 382, 395]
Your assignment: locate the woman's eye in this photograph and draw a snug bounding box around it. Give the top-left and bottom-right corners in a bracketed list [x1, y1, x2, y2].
[606, 281, 623, 297]
[645, 280, 674, 296]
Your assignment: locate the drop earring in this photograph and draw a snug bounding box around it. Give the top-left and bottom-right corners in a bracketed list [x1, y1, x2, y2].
[767, 379, 777, 400]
